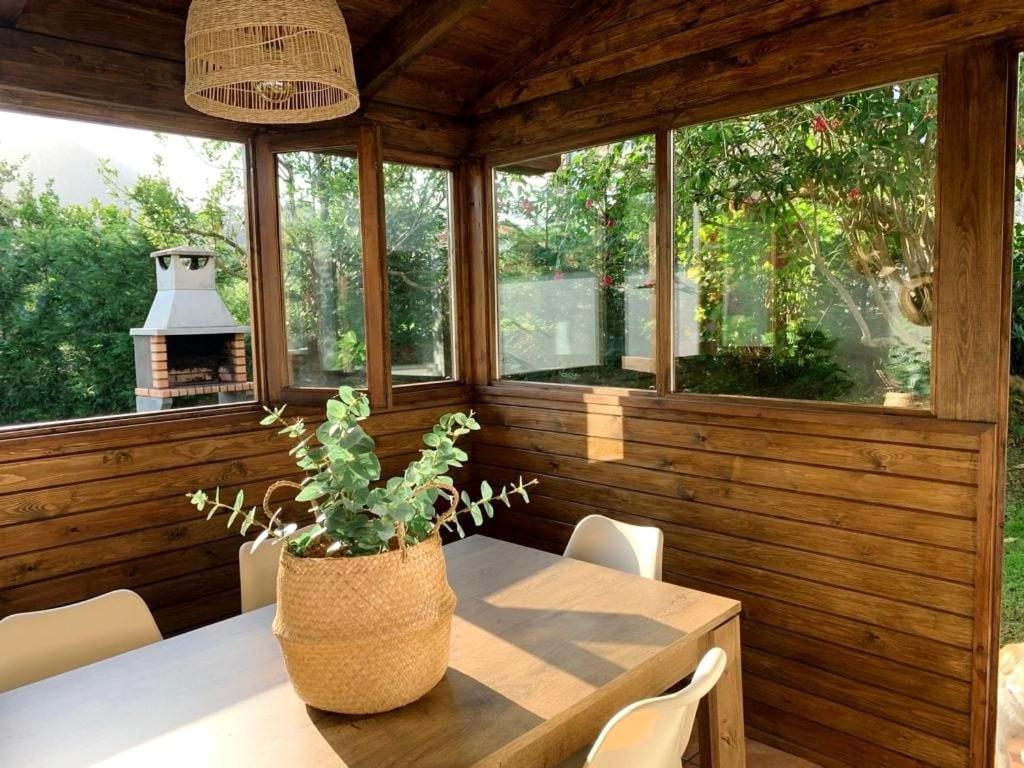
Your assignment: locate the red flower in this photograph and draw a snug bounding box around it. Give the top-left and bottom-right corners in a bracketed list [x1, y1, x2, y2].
[600, 274, 614, 288]
[605, 219, 616, 229]
[553, 270, 566, 281]
[812, 115, 830, 134]
[584, 199, 595, 210]
[848, 187, 862, 201]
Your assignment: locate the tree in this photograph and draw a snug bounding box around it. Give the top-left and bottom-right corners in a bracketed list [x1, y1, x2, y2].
[673, 77, 937, 401]
[0, 138, 251, 426]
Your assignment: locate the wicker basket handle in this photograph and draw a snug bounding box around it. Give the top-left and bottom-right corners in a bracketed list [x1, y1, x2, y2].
[263, 479, 305, 519]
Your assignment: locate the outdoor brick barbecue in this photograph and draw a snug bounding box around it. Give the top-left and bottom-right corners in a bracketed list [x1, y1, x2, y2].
[130, 247, 253, 412]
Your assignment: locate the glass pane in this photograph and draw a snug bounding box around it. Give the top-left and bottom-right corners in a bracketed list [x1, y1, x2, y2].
[0, 110, 253, 428]
[277, 151, 366, 388]
[495, 136, 656, 389]
[673, 77, 937, 407]
[384, 162, 455, 385]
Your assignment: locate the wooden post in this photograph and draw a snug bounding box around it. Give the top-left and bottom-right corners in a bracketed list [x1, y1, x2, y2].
[934, 41, 1017, 768]
[933, 43, 1015, 424]
[250, 133, 288, 402]
[655, 129, 674, 395]
[462, 157, 494, 387]
[358, 124, 392, 411]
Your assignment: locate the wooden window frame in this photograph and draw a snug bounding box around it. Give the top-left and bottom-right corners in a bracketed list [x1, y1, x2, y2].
[481, 60, 951, 421]
[489, 134, 662, 397]
[384, 157, 461, 393]
[256, 128, 470, 414]
[0, 120, 267, 441]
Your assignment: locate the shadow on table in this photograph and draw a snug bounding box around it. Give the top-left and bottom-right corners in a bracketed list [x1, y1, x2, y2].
[447, 536, 686, 687]
[309, 668, 544, 768]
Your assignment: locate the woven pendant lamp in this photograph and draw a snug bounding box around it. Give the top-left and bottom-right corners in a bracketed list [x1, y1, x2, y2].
[185, 0, 360, 124]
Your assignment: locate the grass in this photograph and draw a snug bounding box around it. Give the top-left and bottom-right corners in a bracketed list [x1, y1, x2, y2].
[1003, 390, 1024, 645]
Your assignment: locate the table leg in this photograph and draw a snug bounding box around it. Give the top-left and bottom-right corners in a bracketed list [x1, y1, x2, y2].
[704, 617, 746, 767]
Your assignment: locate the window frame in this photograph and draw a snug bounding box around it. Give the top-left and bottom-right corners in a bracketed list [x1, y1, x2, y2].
[260, 128, 469, 413]
[0, 112, 265, 439]
[384, 159, 460, 390]
[667, 78, 938, 411]
[490, 135, 660, 394]
[482, 66, 944, 420]
[274, 144, 370, 396]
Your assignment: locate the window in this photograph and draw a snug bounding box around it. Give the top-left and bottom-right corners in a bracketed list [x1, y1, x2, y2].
[494, 136, 656, 389]
[277, 150, 365, 389]
[384, 162, 456, 385]
[672, 77, 937, 407]
[0, 110, 253, 428]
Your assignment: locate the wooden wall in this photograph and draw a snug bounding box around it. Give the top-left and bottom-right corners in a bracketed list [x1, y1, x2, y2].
[0, 9, 472, 640]
[461, 4, 1022, 767]
[0, 1, 1020, 766]
[0, 397, 470, 636]
[472, 388, 990, 768]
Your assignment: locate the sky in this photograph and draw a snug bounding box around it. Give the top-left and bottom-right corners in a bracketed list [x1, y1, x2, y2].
[0, 109, 241, 206]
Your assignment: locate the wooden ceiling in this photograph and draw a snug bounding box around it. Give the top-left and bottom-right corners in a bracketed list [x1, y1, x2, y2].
[0, 0, 610, 117]
[5, 0, 1022, 151]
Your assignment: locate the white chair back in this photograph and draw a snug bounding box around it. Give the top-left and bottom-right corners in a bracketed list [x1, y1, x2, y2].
[585, 648, 727, 768]
[239, 526, 313, 613]
[239, 539, 286, 613]
[564, 514, 664, 580]
[0, 589, 162, 692]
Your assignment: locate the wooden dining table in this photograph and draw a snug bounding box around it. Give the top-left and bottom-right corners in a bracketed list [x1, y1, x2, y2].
[0, 535, 744, 768]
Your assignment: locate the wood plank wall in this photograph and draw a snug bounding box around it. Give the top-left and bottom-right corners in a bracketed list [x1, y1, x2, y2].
[472, 389, 992, 768]
[0, 1, 1019, 765]
[461, 3, 1022, 766]
[0, 399, 469, 636]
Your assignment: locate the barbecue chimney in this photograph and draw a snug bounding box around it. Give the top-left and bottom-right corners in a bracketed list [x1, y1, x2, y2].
[130, 247, 253, 412]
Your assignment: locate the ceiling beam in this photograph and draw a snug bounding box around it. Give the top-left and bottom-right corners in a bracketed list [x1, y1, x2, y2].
[355, 0, 486, 101]
[0, 0, 27, 28]
[465, 0, 632, 115]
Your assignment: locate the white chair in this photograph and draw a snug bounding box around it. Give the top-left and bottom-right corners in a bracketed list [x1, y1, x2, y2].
[564, 514, 664, 580]
[0, 589, 162, 692]
[239, 526, 312, 613]
[239, 538, 286, 613]
[559, 648, 727, 768]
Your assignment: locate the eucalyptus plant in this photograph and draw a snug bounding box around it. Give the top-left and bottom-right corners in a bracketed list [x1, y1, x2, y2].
[188, 386, 536, 558]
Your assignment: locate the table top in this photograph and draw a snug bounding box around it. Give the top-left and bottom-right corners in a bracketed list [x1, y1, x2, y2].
[0, 536, 739, 768]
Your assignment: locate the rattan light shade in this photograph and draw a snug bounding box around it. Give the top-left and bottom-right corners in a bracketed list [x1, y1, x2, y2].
[185, 0, 360, 125]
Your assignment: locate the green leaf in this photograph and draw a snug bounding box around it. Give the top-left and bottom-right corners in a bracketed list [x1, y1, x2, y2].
[240, 507, 256, 535]
[295, 483, 325, 502]
[326, 399, 346, 421]
[480, 480, 492, 500]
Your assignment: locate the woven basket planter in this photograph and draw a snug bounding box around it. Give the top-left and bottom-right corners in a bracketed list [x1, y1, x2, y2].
[272, 534, 456, 714]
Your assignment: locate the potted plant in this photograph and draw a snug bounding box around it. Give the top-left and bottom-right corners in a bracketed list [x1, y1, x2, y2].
[188, 386, 535, 715]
